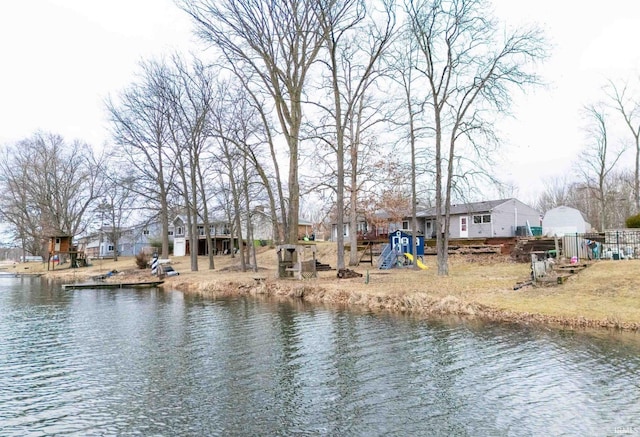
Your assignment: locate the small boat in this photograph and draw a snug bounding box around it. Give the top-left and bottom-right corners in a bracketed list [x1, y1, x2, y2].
[62, 281, 164, 290]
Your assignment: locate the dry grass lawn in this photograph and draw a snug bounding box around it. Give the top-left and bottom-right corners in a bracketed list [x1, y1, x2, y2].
[5, 241, 640, 330]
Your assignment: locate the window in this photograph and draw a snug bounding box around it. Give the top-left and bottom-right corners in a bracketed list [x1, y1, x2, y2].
[473, 214, 491, 224]
[402, 221, 409, 229]
[168, 230, 174, 236]
[176, 226, 184, 236]
[143, 229, 150, 235]
[108, 245, 114, 251]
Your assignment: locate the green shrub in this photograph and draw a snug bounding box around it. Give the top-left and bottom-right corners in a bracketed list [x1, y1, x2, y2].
[625, 214, 640, 228]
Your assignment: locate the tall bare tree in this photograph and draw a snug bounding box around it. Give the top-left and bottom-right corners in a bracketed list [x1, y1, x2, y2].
[387, 25, 433, 268]
[606, 80, 640, 212]
[314, 0, 396, 269]
[106, 59, 176, 259]
[406, 0, 547, 275]
[163, 54, 216, 272]
[576, 104, 625, 231]
[208, 81, 258, 271]
[227, 67, 287, 245]
[179, 0, 325, 245]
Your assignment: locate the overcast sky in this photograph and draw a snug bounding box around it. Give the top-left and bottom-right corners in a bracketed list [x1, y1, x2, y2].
[1, 0, 640, 204]
[0, 0, 194, 146]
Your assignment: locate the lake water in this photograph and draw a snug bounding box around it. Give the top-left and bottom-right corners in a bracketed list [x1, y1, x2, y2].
[1, 276, 639, 436]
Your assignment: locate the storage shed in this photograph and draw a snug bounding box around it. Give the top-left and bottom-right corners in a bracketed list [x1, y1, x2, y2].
[542, 206, 591, 236]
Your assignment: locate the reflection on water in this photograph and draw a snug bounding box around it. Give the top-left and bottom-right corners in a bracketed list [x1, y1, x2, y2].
[0, 276, 639, 436]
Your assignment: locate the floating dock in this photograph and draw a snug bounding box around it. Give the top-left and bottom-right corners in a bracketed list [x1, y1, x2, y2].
[62, 281, 164, 290]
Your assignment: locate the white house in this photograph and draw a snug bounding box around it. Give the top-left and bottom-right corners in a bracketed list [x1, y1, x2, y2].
[542, 206, 591, 236]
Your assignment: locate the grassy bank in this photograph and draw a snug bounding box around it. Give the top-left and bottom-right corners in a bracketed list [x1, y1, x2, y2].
[8, 242, 640, 331]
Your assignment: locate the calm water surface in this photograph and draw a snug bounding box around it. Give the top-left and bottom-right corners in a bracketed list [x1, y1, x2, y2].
[0, 276, 639, 436]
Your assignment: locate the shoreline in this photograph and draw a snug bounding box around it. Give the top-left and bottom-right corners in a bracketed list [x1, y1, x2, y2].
[173, 277, 640, 332]
[20, 249, 640, 333]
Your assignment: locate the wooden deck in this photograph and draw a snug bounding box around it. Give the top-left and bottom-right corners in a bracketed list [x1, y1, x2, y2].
[62, 281, 164, 290]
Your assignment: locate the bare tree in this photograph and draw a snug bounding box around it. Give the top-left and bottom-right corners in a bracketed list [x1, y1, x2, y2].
[227, 67, 287, 245]
[99, 169, 139, 262]
[209, 82, 248, 271]
[535, 176, 573, 213]
[215, 139, 247, 268]
[387, 25, 432, 268]
[179, 0, 326, 245]
[163, 54, 216, 272]
[576, 104, 625, 231]
[312, 0, 396, 269]
[0, 132, 104, 257]
[606, 80, 640, 212]
[0, 143, 44, 257]
[230, 95, 266, 271]
[106, 59, 176, 259]
[210, 79, 280, 268]
[406, 0, 547, 275]
[605, 170, 636, 227]
[535, 172, 634, 231]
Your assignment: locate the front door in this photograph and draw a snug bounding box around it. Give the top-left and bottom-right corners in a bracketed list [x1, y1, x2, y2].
[459, 216, 469, 238]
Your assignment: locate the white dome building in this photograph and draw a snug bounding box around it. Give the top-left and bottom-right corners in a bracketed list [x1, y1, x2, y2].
[542, 206, 591, 237]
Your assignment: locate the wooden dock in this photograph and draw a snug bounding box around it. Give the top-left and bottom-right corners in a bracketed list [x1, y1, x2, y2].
[0, 272, 43, 278]
[62, 281, 164, 290]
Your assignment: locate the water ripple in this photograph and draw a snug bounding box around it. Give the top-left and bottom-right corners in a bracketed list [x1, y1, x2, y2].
[1, 282, 639, 436]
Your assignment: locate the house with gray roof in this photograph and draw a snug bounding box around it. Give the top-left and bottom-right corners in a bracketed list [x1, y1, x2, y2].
[330, 198, 541, 241]
[416, 198, 541, 239]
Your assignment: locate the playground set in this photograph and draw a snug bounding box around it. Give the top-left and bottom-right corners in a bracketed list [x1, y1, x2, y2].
[377, 230, 428, 270]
